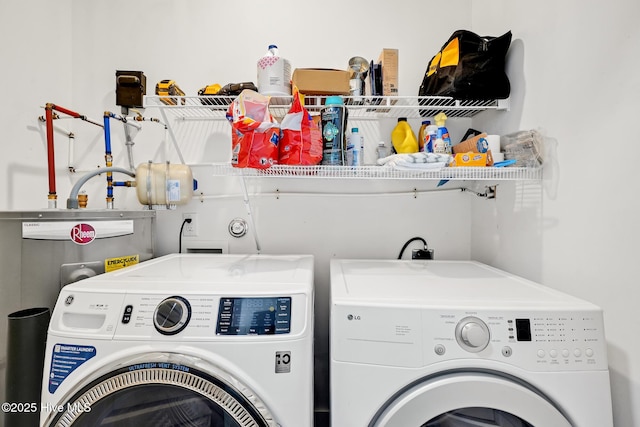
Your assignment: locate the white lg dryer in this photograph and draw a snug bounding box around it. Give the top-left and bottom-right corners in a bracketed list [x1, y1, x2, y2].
[40, 254, 314, 427]
[330, 259, 613, 427]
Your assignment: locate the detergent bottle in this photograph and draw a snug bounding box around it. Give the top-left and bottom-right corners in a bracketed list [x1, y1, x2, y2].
[320, 96, 347, 165]
[418, 120, 438, 152]
[391, 117, 418, 154]
[257, 45, 292, 96]
[418, 120, 429, 152]
[434, 112, 452, 154]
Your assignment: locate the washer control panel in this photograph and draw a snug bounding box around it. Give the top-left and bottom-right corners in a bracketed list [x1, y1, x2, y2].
[105, 293, 304, 339]
[216, 297, 291, 335]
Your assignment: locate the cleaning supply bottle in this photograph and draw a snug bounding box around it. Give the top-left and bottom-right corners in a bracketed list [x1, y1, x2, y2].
[418, 120, 437, 152]
[434, 112, 452, 154]
[418, 120, 428, 152]
[391, 117, 418, 154]
[426, 121, 438, 153]
[257, 44, 292, 96]
[321, 96, 347, 165]
[377, 142, 389, 160]
[346, 128, 363, 166]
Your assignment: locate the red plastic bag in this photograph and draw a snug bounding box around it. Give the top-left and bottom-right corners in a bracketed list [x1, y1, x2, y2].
[226, 90, 280, 169]
[279, 88, 322, 165]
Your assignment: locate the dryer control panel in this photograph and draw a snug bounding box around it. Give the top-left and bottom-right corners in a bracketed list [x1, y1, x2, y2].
[332, 304, 609, 372]
[425, 308, 609, 372]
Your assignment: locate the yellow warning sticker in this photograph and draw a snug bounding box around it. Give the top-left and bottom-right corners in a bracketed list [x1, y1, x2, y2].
[105, 255, 140, 272]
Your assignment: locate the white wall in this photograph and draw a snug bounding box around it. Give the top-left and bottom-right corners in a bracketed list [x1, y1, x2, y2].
[2, 0, 638, 425]
[0, 1, 73, 210]
[0, 1, 73, 420]
[472, 1, 640, 426]
[0, 1, 474, 422]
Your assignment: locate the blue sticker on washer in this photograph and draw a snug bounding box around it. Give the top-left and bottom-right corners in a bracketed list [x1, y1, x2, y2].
[48, 344, 96, 394]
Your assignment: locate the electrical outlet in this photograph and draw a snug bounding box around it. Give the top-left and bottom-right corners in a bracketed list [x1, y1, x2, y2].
[183, 213, 198, 237]
[412, 248, 434, 260]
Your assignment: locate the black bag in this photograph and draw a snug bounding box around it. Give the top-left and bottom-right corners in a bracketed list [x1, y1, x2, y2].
[419, 30, 512, 100]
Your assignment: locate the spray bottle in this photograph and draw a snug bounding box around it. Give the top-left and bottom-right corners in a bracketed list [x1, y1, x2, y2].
[434, 112, 452, 154]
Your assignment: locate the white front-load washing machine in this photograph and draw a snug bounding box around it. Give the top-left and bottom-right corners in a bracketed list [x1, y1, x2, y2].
[40, 254, 314, 427]
[330, 259, 613, 427]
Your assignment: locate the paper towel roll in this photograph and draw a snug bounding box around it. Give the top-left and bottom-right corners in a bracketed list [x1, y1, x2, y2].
[486, 135, 501, 154]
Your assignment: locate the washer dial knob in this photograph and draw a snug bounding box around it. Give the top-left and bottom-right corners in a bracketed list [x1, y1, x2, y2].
[455, 316, 490, 353]
[153, 296, 191, 335]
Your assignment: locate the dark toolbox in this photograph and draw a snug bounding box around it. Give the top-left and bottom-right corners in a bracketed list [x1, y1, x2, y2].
[116, 70, 146, 108]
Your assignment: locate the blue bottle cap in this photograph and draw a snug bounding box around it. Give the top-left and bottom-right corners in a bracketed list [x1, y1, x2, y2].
[325, 96, 344, 106]
[352, 128, 358, 132]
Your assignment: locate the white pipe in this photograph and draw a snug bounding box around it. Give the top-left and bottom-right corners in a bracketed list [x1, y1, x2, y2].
[123, 120, 136, 171]
[67, 132, 75, 172]
[121, 119, 143, 130]
[239, 173, 261, 253]
[189, 187, 465, 200]
[164, 126, 170, 163]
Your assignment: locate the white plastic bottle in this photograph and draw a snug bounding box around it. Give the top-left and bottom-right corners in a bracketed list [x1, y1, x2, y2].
[347, 128, 364, 166]
[426, 121, 438, 153]
[433, 112, 452, 154]
[377, 142, 389, 160]
[257, 45, 292, 96]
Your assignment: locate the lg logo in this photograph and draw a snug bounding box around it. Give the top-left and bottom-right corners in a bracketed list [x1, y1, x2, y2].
[347, 314, 361, 321]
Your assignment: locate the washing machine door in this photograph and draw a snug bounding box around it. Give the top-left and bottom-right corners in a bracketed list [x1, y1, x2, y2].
[43, 360, 275, 427]
[370, 371, 572, 427]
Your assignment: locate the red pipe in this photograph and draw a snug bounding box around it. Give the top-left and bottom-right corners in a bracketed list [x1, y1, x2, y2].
[50, 104, 81, 119]
[45, 104, 57, 203]
[43, 103, 97, 208]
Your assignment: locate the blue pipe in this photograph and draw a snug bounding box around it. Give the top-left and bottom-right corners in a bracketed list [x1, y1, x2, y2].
[102, 112, 135, 207]
[103, 113, 112, 155]
[103, 112, 124, 202]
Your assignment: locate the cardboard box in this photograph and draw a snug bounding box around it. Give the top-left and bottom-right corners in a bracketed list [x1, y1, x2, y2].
[452, 133, 489, 154]
[378, 49, 398, 96]
[451, 152, 493, 167]
[292, 68, 351, 95]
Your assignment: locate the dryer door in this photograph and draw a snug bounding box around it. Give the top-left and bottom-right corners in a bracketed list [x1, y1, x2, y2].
[370, 371, 572, 427]
[43, 361, 275, 427]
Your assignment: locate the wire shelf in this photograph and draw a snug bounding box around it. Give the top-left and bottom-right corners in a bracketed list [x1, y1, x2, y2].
[208, 163, 541, 181]
[143, 95, 508, 120]
[141, 95, 540, 185]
